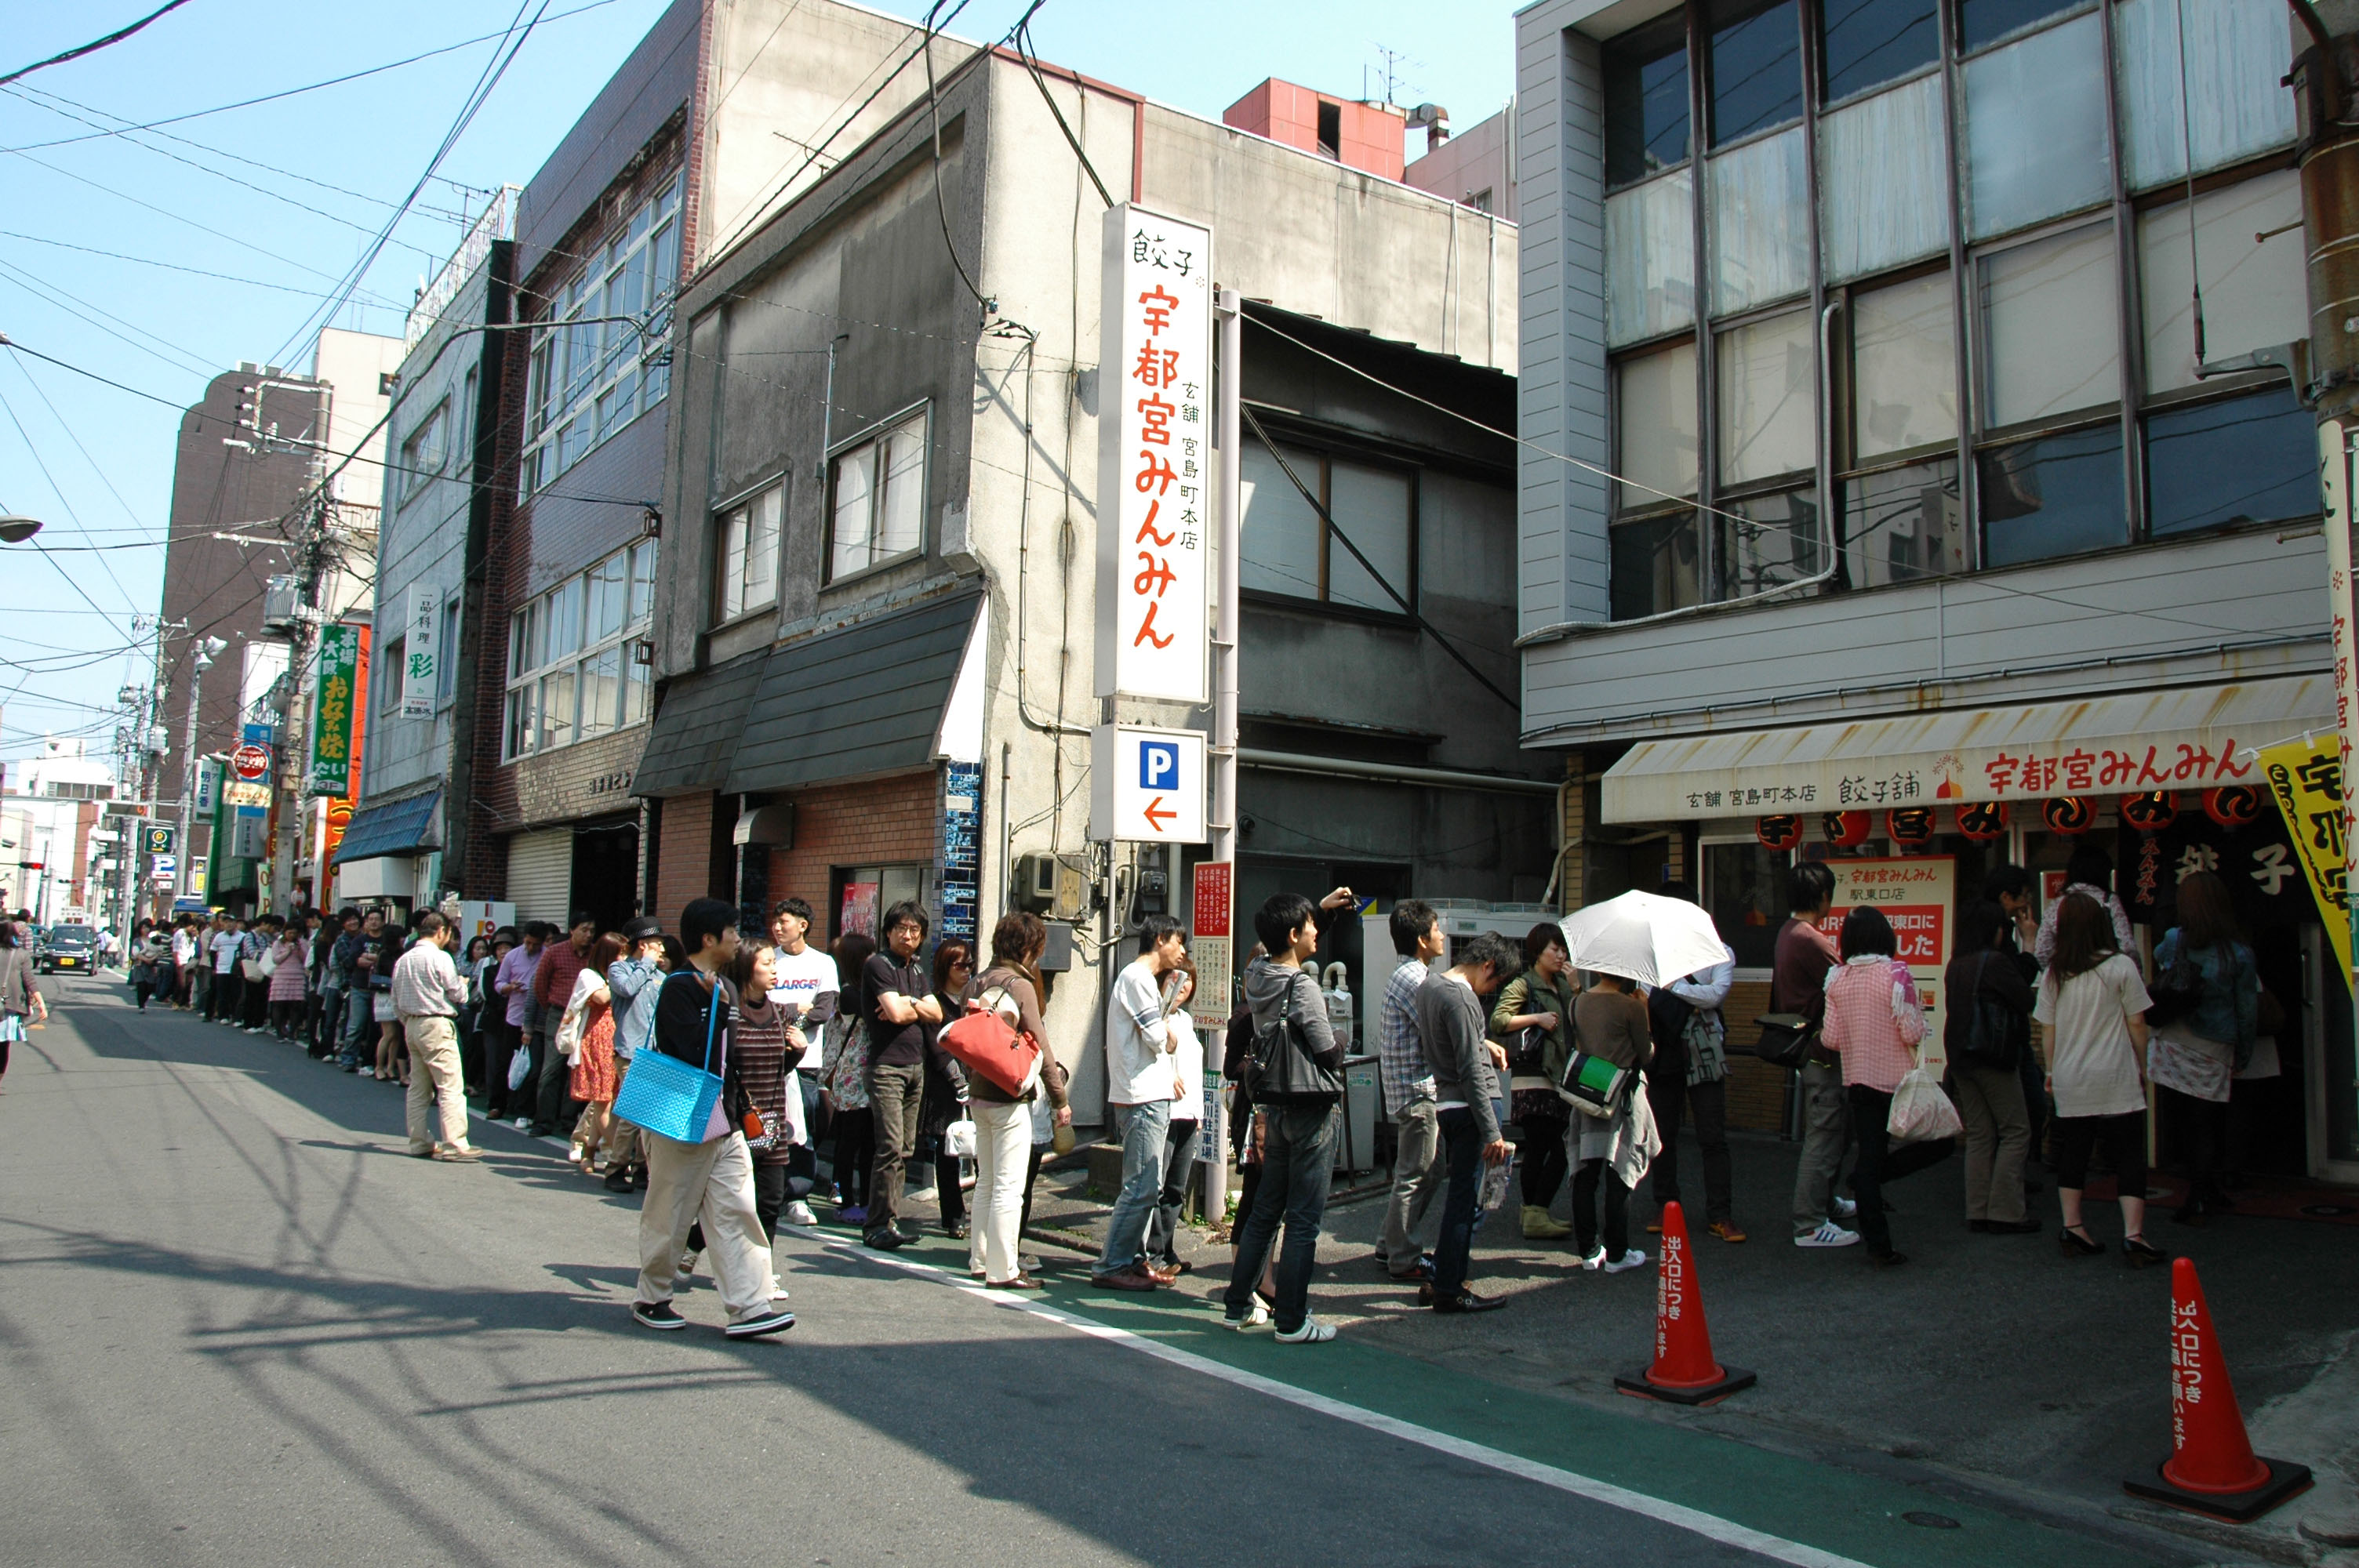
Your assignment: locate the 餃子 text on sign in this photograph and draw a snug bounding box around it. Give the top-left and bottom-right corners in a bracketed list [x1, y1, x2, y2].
[1096, 203, 1211, 705]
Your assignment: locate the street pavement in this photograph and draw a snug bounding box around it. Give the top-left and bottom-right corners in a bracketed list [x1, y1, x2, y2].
[0, 971, 2245, 1567]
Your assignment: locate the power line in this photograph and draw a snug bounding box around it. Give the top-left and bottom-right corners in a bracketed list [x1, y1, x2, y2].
[0, 228, 358, 303]
[0, 333, 187, 409]
[0, 0, 196, 89]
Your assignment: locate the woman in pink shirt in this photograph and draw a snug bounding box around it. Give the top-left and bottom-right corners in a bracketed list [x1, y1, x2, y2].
[1821, 908, 1954, 1266]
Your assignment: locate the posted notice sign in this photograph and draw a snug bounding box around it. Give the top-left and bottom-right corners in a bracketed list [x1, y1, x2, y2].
[1817, 855, 1955, 1070]
[1095, 202, 1212, 704]
[1090, 724, 1208, 844]
[1190, 859, 1233, 1027]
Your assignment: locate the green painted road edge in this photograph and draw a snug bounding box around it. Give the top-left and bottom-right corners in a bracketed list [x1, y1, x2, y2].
[801, 1226, 2152, 1568]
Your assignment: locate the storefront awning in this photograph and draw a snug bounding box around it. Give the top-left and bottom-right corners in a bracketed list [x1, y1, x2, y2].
[334, 788, 442, 864]
[631, 648, 772, 798]
[726, 589, 983, 795]
[1600, 674, 2330, 824]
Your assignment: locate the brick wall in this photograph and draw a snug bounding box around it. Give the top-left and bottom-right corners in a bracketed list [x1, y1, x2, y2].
[768, 771, 940, 925]
[653, 791, 718, 924]
[1721, 978, 1786, 1133]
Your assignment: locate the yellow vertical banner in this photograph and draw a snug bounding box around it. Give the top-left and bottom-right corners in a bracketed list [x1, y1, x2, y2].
[2260, 738, 2354, 983]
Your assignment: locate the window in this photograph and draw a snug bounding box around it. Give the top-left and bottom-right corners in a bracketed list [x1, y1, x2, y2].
[834, 862, 927, 940]
[1614, 343, 1700, 506]
[1708, 125, 1809, 314]
[1963, 12, 2110, 240]
[398, 402, 446, 510]
[1818, 74, 1950, 281]
[1604, 14, 1690, 189]
[1717, 488, 1823, 597]
[1240, 439, 1416, 612]
[1316, 100, 1342, 159]
[1716, 310, 1814, 485]
[827, 412, 925, 582]
[1841, 457, 1963, 585]
[717, 481, 783, 620]
[377, 637, 405, 717]
[502, 539, 659, 760]
[1708, 0, 1803, 145]
[1821, 0, 1937, 102]
[437, 597, 461, 705]
[1957, 0, 2081, 53]
[1852, 270, 1956, 459]
[520, 168, 683, 496]
[2139, 171, 2306, 394]
[1702, 841, 1787, 967]
[1979, 425, 2125, 566]
[2114, 0, 2297, 191]
[1979, 223, 2119, 430]
[1605, 171, 1697, 345]
[1611, 510, 1703, 620]
[2145, 387, 2319, 538]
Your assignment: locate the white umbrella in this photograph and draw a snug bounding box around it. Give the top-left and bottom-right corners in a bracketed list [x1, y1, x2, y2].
[1559, 890, 1727, 989]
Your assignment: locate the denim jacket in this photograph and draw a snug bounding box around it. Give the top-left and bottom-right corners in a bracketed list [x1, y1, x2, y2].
[2154, 930, 2258, 1054]
[607, 956, 663, 1062]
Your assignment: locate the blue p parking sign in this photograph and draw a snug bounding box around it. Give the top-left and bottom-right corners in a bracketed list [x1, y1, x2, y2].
[1139, 740, 1181, 790]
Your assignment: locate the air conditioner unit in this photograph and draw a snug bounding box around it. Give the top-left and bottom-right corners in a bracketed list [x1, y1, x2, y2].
[260, 575, 303, 636]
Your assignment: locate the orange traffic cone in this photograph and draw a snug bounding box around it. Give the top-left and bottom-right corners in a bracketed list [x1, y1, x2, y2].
[2124, 1258, 2311, 1522]
[1614, 1202, 1755, 1406]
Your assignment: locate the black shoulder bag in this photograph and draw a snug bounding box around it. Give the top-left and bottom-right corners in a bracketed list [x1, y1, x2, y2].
[1952, 953, 2021, 1071]
[1250, 978, 1343, 1102]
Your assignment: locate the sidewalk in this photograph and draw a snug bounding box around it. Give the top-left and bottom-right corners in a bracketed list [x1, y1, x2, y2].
[965, 1125, 2359, 1561]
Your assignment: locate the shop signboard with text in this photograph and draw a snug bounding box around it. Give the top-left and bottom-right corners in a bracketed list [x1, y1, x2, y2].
[1817, 856, 1954, 1071]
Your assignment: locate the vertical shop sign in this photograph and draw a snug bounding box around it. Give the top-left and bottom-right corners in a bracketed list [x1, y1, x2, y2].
[2321, 419, 2358, 979]
[2259, 737, 2354, 984]
[940, 761, 981, 944]
[311, 622, 361, 794]
[1096, 203, 1212, 704]
[402, 586, 438, 719]
[1819, 856, 1955, 1069]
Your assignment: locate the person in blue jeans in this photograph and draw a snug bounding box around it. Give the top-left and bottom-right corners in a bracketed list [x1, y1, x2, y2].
[1091, 914, 1188, 1288]
[1420, 931, 1521, 1313]
[1219, 887, 1357, 1344]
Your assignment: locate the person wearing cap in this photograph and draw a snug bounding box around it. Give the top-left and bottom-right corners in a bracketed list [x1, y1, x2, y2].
[602, 916, 667, 1192]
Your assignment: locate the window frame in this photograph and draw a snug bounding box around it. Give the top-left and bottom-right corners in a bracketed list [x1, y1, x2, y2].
[395, 399, 448, 514]
[1238, 423, 1423, 622]
[823, 404, 931, 586]
[713, 471, 787, 625]
[500, 538, 660, 763]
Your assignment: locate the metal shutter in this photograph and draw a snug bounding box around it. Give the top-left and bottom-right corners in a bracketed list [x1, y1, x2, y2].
[504, 829, 573, 924]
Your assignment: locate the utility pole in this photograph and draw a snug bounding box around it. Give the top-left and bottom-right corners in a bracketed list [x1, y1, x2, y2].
[177, 636, 227, 905]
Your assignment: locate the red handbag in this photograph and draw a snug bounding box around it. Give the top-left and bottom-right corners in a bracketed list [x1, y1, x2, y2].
[938, 989, 1044, 1098]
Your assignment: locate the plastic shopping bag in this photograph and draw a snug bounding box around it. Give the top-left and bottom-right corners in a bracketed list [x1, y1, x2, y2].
[1886, 1065, 1962, 1144]
[507, 1044, 533, 1093]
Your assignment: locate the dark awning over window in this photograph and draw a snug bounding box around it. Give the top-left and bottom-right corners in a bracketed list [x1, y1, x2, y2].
[335, 789, 442, 864]
[725, 589, 982, 795]
[631, 648, 771, 798]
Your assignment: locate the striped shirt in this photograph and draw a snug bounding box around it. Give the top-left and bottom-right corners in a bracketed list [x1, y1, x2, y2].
[731, 996, 797, 1166]
[1378, 956, 1436, 1116]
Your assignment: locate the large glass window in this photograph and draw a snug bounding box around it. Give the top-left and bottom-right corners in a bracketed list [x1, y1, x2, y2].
[1979, 223, 2120, 429]
[2145, 387, 2320, 537]
[1604, 15, 1690, 189]
[1708, 125, 1810, 315]
[2139, 170, 2306, 394]
[1717, 311, 1814, 485]
[827, 412, 926, 582]
[1979, 425, 2126, 565]
[1718, 488, 1823, 597]
[502, 539, 658, 760]
[1611, 509, 1703, 620]
[2114, 0, 2296, 188]
[1615, 343, 1700, 506]
[520, 168, 683, 497]
[1708, 0, 1804, 145]
[396, 401, 445, 512]
[1841, 457, 1963, 585]
[1818, 74, 1950, 282]
[1606, 172, 1698, 346]
[1821, 0, 1938, 102]
[717, 481, 783, 620]
[1241, 439, 1416, 612]
[1958, 0, 2081, 53]
[1963, 13, 2111, 240]
[1852, 270, 1957, 459]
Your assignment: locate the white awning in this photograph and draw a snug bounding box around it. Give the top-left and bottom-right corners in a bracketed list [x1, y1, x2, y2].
[1600, 675, 2330, 824]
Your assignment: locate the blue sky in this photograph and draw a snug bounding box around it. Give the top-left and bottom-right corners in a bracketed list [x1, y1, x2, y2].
[0, 0, 1516, 769]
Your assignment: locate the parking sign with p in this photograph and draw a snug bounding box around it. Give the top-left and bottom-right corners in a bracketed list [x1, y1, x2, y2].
[1091, 725, 1208, 843]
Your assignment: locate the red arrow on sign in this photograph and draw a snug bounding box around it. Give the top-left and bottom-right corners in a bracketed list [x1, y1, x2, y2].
[1141, 796, 1176, 833]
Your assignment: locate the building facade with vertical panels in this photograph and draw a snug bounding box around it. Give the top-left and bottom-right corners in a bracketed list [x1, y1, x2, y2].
[1514, 0, 2350, 1167]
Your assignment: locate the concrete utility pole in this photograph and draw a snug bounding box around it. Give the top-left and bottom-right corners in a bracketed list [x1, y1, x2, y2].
[176, 637, 227, 905]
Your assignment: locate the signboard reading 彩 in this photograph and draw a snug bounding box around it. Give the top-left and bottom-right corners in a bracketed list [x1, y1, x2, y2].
[1818, 856, 1955, 1071]
[402, 586, 438, 719]
[1096, 203, 1212, 706]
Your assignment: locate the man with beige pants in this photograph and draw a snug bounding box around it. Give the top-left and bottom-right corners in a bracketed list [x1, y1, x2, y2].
[392, 912, 478, 1163]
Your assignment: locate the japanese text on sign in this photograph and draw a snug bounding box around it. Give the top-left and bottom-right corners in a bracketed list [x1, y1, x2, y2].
[1819, 856, 1955, 1069]
[1096, 204, 1211, 704]
[2260, 737, 2354, 982]
[402, 585, 438, 719]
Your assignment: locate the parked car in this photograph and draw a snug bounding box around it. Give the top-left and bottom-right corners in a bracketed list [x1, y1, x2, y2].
[37, 923, 97, 975]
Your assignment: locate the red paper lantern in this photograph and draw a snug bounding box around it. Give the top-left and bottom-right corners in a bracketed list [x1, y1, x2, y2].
[1886, 807, 1936, 846]
[2041, 796, 2095, 835]
[1756, 814, 1804, 851]
[1822, 810, 1871, 848]
[2121, 790, 2178, 833]
[1956, 801, 2008, 840]
[2204, 786, 2260, 829]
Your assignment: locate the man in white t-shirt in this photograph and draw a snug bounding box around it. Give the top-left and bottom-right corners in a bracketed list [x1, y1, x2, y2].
[765, 898, 838, 1227]
[170, 918, 199, 1008]
[209, 915, 245, 1023]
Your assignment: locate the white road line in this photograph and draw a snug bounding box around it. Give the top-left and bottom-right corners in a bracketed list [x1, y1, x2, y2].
[784, 1225, 1876, 1568]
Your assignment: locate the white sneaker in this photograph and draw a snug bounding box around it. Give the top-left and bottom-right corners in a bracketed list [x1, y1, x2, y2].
[1602, 1249, 1649, 1274]
[1832, 1195, 1859, 1218]
[769, 1275, 791, 1301]
[357, 1068, 374, 1080]
[784, 1200, 816, 1226]
[1224, 1301, 1272, 1330]
[1796, 1221, 1862, 1248]
[1274, 1315, 1335, 1344]
[1576, 1245, 1607, 1270]
[513, 1117, 532, 1131]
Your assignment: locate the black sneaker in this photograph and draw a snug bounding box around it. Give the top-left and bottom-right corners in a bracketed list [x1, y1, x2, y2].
[603, 1166, 634, 1193]
[724, 1307, 796, 1339]
[1431, 1288, 1507, 1314]
[632, 1301, 687, 1330]
[864, 1228, 907, 1250]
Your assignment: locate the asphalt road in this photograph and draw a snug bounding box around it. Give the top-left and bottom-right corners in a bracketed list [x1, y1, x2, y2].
[1, 974, 2193, 1568]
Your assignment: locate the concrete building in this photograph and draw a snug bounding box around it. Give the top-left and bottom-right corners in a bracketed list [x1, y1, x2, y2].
[471, 0, 962, 932]
[1402, 103, 1521, 220]
[333, 194, 518, 917]
[1512, 0, 2340, 1163]
[1, 738, 116, 926]
[631, 52, 1531, 1119]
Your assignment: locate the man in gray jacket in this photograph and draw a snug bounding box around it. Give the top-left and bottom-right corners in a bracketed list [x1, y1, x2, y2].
[1419, 931, 1521, 1314]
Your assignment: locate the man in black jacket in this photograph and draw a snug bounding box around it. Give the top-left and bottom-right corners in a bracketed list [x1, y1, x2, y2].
[631, 897, 794, 1339]
[1420, 931, 1521, 1314]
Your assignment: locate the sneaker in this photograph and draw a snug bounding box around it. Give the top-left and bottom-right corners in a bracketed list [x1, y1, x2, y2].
[1430, 1287, 1507, 1314]
[632, 1301, 686, 1330]
[513, 1117, 533, 1131]
[838, 1204, 867, 1227]
[1576, 1245, 1607, 1270]
[1831, 1195, 1859, 1218]
[1018, 1253, 1042, 1275]
[1223, 1301, 1273, 1330]
[433, 1148, 482, 1163]
[1274, 1316, 1336, 1345]
[1796, 1221, 1861, 1249]
[356, 1068, 374, 1080]
[678, 1248, 699, 1279]
[723, 1307, 797, 1339]
[1707, 1220, 1749, 1243]
[769, 1276, 791, 1301]
[783, 1200, 816, 1226]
